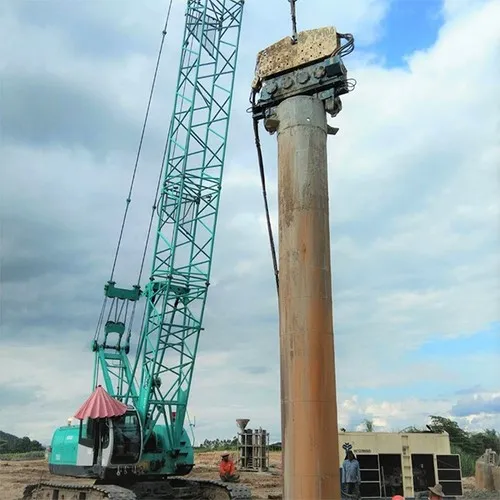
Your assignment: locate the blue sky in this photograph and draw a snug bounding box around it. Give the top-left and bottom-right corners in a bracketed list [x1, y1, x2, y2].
[354, 321, 500, 401]
[0, 0, 499, 444]
[414, 321, 500, 359]
[378, 0, 443, 67]
[348, 0, 500, 401]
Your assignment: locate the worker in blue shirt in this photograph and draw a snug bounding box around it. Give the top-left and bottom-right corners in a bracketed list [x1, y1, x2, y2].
[342, 450, 361, 497]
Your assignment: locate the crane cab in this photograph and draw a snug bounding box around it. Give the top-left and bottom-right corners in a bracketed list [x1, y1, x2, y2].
[110, 410, 142, 465]
[48, 408, 142, 478]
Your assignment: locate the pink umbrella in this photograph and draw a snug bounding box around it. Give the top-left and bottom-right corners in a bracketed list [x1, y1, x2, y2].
[74, 385, 128, 420]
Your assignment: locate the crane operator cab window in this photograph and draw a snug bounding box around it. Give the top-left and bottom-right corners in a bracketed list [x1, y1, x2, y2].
[111, 411, 141, 465]
[79, 418, 110, 449]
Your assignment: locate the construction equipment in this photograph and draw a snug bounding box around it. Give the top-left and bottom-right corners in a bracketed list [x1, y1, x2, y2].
[23, 1, 249, 499]
[21, 1, 361, 499]
[236, 419, 270, 472]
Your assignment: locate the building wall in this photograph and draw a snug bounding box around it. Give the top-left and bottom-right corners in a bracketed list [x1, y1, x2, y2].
[337, 432, 451, 461]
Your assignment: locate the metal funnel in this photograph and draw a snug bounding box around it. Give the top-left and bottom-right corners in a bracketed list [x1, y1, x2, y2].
[236, 418, 250, 431]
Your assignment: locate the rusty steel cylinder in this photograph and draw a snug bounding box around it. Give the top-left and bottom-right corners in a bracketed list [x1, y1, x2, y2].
[276, 95, 341, 500]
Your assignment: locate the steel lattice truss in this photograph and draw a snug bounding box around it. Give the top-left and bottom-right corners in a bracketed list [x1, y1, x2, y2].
[93, 285, 140, 401]
[131, 0, 244, 446]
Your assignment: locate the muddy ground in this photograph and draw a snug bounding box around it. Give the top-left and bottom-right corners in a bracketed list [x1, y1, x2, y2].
[1, 452, 498, 500]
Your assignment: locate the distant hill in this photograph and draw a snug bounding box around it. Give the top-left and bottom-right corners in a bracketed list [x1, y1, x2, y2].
[0, 430, 45, 454]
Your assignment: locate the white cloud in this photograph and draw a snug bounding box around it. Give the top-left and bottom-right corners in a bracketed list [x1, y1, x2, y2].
[339, 391, 500, 433]
[0, 0, 499, 445]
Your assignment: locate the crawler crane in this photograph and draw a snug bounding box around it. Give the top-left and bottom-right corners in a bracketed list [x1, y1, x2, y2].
[24, 1, 249, 499]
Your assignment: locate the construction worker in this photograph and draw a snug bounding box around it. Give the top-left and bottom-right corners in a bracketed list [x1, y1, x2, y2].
[219, 452, 240, 483]
[427, 484, 445, 499]
[413, 463, 427, 491]
[342, 450, 361, 497]
[415, 483, 445, 500]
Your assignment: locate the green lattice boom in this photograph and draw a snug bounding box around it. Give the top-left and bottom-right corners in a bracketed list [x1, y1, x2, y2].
[92, 0, 244, 449]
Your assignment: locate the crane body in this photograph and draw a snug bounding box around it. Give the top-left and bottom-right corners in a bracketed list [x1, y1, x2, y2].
[23, 1, 251, 499]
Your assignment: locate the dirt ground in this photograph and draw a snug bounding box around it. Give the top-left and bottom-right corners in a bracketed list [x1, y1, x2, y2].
[1, 452, 498, 500]
[0, 452, 282, 500]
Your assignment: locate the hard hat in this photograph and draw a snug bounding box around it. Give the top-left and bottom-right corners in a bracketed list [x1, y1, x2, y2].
[221, 452, 230, 457]
[392, 496, 405, 500]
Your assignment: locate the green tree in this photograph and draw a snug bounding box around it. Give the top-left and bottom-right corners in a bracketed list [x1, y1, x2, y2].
[401, 426, 424, 433]
[423, 415, 500, 475]
[428, 415, 472, 452]
[16, 437, 33, 453]
[363, 419, 374, 432]
[28, 440, 44, 452]
[470, 429, 500, 455]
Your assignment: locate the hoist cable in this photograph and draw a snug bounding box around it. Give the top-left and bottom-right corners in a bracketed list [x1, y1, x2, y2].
[136, 136, 169, 286]
[135, 22, 195, 288]
[94, 0, 175, 345]
[245, 0, 304, 296]
[250, 90, 279, 295]
[288, 0, 298, 44]
[93, 300, 106, 342]
[136, 23, 195, 292]
[127, 10, 196, 398]
[108, 0, 175, 283]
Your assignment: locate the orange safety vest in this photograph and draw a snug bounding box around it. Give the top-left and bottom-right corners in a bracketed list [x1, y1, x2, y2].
[219, 459, 235, 476]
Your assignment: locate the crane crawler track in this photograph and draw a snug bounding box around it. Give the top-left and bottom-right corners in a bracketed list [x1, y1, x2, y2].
[23, 478, 252, 500]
